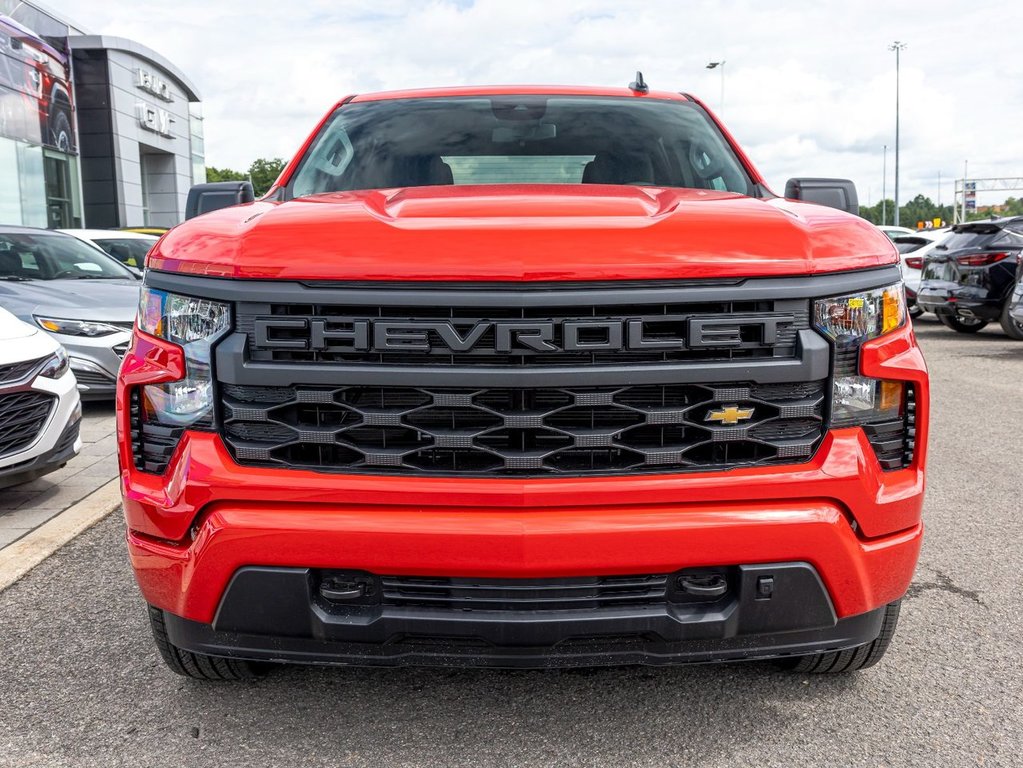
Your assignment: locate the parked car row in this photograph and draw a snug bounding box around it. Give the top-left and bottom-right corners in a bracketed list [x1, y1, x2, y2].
[0, 226, 148, 398]
[880, 219, 1023, 339]
[0, 225, 156, 487]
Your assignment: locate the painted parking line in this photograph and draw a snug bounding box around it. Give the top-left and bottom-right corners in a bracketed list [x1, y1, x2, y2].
[0, 478, 121, 593]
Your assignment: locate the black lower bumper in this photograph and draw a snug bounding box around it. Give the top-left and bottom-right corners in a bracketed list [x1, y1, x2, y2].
[0, 417, 80, 489]
[162, 563, 886, 669]
[917, 285, 1002, 320]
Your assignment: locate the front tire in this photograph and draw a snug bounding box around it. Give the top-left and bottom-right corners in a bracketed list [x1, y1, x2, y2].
[778, 600, 901, 674]
[938, 313, 988, 333]
[148, 605, 262, 681]
[998, 301, 1023, 340]
[48, 107, 72, 152]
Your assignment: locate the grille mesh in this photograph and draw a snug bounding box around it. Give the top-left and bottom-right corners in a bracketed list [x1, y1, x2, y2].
[220, 381, 825, 476]
[129, 389, 184, 474]
[863, 384, 917, 471]
[379, 574, 670, 611]
[0, 391, 54, 459]
[0, 357, 45, 386]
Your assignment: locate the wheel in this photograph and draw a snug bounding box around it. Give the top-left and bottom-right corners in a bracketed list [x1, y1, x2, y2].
[938, 313, 988, 333]
[909, 305, 924, 319]
[147, 605, 263, 680]
[778, 600, 901, 674]
[48, 107, 72, 152]
[998, 301, 1023, 340]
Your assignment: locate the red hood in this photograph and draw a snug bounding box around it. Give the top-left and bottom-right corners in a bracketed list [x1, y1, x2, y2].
[150, 186, 896, 281]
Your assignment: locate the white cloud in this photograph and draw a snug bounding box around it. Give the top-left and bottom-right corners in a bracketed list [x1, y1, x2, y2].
[64, 0, 1023, 206]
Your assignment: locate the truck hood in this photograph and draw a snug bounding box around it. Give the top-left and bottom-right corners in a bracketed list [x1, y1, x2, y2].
[150, 186, 896, 281]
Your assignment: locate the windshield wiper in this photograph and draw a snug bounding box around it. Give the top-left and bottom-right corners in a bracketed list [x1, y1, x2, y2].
[0, 275, 32, 281]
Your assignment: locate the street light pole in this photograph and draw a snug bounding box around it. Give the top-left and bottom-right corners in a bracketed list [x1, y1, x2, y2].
[882, 144, 887, 226]
[706, 60, 726, 114]
[889, 41, 907, 227]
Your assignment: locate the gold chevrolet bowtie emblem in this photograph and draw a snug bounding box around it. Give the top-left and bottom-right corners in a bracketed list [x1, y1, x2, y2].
[705, 406, 755, 425]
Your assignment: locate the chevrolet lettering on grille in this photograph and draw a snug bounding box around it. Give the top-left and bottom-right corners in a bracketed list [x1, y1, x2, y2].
[252, 316, 795, 355]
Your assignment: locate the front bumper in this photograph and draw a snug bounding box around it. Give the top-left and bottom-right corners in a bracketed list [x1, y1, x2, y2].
[119, 322, 928, 667]
[0, 367, 82, 488]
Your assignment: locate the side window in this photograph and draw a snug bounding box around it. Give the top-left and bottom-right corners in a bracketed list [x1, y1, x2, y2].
[18, 251, 41, 275]
[994, 227, 1023, 246]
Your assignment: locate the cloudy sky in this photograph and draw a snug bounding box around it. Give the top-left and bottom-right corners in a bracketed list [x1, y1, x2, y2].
[62, 0, 1023, 207]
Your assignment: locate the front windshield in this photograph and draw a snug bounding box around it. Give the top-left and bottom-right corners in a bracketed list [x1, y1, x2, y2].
[0, 232, 136, 280]
[290, 96, 753, 197]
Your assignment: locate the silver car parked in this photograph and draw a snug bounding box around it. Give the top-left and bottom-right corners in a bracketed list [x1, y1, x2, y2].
[0, 226, 140, 399]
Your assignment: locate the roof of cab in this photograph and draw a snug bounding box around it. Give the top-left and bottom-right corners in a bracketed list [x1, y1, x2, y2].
[348, 85, 690, 103]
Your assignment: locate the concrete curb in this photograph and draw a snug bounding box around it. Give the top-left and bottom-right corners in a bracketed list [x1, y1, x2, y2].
[0, 478, 121, 593]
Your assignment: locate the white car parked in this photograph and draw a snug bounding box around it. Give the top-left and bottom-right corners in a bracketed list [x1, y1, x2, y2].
[878, 225, 917, 241]
[0, 306, 82, 488]
[892, 230, 950, 317]
[57, 229, 158, 270]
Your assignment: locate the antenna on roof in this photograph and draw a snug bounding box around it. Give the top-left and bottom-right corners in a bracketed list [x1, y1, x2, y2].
[628, 71, 648, 93]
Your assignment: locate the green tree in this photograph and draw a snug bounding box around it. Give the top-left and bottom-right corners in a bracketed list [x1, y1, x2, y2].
[859, 195, 953, 229]
[247, 157, 287, 197]
[205, 165, 246, 183]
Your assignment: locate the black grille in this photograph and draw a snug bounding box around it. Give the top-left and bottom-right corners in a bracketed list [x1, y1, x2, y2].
[52, 416, 81, 456]
[129, 389, 184, 474]
[220, 381, 825, 476]
[380, 574, 669, 611]
[0, 391, 54, 459]
[74, 368, 115, 389]
[863, 385, 917, 471]
[239, 299, 809, 367]
[0, 356, 45, 386]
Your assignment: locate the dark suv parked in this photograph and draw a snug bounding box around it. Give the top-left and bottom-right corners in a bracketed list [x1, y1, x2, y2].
[917, 218, 1023, 338]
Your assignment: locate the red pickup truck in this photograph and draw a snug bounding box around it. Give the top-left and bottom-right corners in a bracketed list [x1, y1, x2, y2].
[117, 82, 927, 680]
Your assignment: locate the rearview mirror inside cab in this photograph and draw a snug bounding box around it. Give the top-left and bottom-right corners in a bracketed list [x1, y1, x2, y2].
[784, 178, 859, 215]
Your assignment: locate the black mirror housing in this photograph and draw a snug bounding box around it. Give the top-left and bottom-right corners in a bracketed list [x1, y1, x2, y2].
[784, 178, 859, 216]
[185, 181, 256, 220]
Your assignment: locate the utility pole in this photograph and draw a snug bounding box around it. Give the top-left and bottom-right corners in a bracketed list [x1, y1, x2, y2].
[882, 145, 887, 226]
[889, 41, 906, 226]
[706, 61, 725, 114]
[962, 160, 968, 223]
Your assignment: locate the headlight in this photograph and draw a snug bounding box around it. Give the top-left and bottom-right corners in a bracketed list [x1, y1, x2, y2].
[38, 347, 70, 379]
[813, 283, 906, 343]
[138, 287, 230, 345]
[136, 287, 231, 429]
[814, 282, 907, 428]
[35, 316, 122, 337]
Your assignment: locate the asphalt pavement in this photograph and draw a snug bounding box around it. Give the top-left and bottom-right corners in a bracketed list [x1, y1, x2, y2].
[0, 315, 1021, 767]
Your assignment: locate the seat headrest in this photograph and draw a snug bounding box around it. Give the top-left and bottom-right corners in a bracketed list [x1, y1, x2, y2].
[582, 151, 655, 185]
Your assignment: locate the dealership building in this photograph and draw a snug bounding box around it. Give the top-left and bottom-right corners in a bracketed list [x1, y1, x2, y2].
[0, 1, 204, 229]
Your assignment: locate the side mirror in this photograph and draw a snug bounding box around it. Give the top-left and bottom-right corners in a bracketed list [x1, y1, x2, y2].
[185, 181, 256, 220]
[784, 178, 859, 215]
